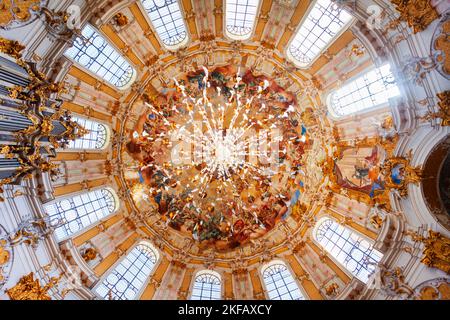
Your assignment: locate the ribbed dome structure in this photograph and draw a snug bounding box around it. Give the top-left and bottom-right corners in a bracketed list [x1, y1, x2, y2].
[0, 0, 448, 301]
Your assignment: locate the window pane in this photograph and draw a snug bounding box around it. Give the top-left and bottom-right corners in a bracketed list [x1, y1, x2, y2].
[44, 189, 117, 241]
[141, 0, 188, 47]
[65, 25, 135, 88]
[190, 272, 222, 300]
[95, 244, 158, 300]
[226, 0, 260, 38]
[288, 0, 352, 67]
[68, 116, 108, 150]
[262, 263, 305, 300]
[315, 218, 383, 283]
[329, 63, 400, 117]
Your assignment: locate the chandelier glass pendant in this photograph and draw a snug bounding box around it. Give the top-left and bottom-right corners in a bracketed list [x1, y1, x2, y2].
[127, 65, 309, 251]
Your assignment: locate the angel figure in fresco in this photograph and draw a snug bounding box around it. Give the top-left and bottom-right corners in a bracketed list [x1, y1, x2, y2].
[352, 165, 370, 186]
[390, 164, 405, 185]
[122, 64, 311, 251]
[187, 70, 206, 90]
[210, 65, 236, 87]
[365, 146, 384, 184]
[335, 145, 386, 197]
[301, 107, 318, 127]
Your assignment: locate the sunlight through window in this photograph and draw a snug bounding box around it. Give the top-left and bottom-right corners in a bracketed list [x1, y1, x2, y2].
[288, 0, 353, 67]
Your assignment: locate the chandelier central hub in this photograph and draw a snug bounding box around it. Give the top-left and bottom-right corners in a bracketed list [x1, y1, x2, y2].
[199, 129, 247, 179]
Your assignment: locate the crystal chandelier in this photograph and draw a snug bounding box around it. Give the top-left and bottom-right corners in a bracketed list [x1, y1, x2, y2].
[129, 65, 308, 250]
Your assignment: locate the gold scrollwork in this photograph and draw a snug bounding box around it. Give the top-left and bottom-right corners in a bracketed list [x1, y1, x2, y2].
[381, 152, 422, 197]
[5, 272, 62, 300]
[423, 91, 450, 126]
[0, 240, 9, 266]
[0, 1, 44, 29]
[0, 239, 10, 283]
[348, 44, 365, 57]
[414, 279, 450, 300]
[390, 0, 440, 34]
[408, 230, 450, 274]
[0, 37, 88, 193]
[81, 248, 98, 262]
[370, 214, 384, 229]
[0, 37, 25, 59]
[325, 283, 340, 297]
[113, 12, 129, 27]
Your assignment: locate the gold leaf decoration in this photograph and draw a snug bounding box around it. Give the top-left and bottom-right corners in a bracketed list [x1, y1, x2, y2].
[5, 272, 62, 300]
[390, 0, 440, 33]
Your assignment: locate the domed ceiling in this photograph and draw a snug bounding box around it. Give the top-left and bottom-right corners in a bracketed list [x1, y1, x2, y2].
[98, 0, 355, 260]
[120, 64, 330, 258]
[0, 0, 449, 302]
[125, 64, 320, 251]
[89, 0, 427, 262]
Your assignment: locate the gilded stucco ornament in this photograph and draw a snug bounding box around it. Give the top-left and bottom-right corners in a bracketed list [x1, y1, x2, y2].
[0, 37, 25, 59]
[413, 278, 450, 300]
[5, 272, 62, 300]
[41, 7, 81, 39]
[0, 38, 88, 193]
[177, 290, 188, 300]
[8, 216, 64, 248]
[324, 282, 340, 297]
[113, 12, 129, 27]
[423, 91, 450, 126]
[291, 201, 309, 220]
[370, 214, 384, 229]
[348, 43, 365, 57]
[0, 0, 47, 30]
[431, 11, 450, 79]
[370, 265, 414, 298]
[0, 224, 14, 290]
[380, 152, 422, 198]
[390, 0, 440, 33]
[81, 248, 98, 262]
[407, 230, 450, 274]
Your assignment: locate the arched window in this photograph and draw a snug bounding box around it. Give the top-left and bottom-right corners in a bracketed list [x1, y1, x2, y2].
[262, 261, 305, 300]
[190, 271, 222, 300]
[328, 63, 400, 117]
[141, 0, 188, 48]
[225, 0, 260, 40]
[314, 218, 382, 283]
[68, 116, 109, 150]
[65, 24, 136, 89]
[95, 242, 159, 300]
[288, 0, 353, 68]
[44, 188, 118, 241]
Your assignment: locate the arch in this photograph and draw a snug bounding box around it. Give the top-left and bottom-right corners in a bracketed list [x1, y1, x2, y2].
[190, 270, 222, 300]
[261, 260, 305, 300]
[44, 188, 119, 241]
[225, 0, 260, 40]
[287, 0, 353, 68]
[421, 134, 450, 231]
[413, 277, 450, 300]
[313, 217, 382, 283]
[140, 0, 189, 49]
[95, 242, 159, 300]
[327, 63, 400, 118]
[65, 24, 137, 89]
[68, 116, 110, 150]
